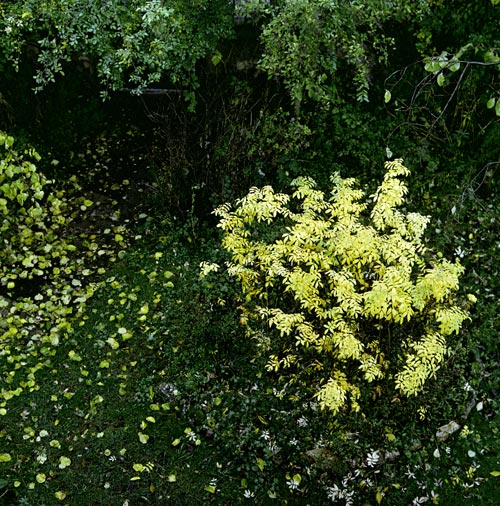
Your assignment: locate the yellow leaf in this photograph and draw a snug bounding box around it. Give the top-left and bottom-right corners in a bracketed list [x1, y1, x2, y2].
[257, 458, 265, 472]
[138, 432, 149, 444]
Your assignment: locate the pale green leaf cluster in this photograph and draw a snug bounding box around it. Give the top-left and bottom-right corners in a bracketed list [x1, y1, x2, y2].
[0, 132, 75, 289]
[214, 159, 469, 413]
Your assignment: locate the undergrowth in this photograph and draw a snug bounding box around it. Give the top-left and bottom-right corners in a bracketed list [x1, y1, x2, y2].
[1, 166, 500, 505]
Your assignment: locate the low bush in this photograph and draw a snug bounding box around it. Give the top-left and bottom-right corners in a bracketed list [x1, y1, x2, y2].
[210, 159, 472, 413]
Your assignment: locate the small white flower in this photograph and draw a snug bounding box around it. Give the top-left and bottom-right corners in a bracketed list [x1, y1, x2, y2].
[289, 438, 299, 446]
[405, 467, 416, 479]
[260, 430, 271, 441]
[186, 430, 197, 442]
[326, 484, 341, 501]
[366, 450, 380, 467]
[243, 489, 255, 499]
[36, 453, 47, 464]
[412, 496, 429, 505]
[297, 416, 308, 428]
[268, 442, 281, 455]
[287, 477, 300, 490]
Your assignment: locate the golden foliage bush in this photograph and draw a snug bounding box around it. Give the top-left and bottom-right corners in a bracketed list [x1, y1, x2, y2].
[212, 159, 469, 413]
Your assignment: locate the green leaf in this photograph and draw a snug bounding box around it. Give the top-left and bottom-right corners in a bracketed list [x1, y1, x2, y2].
[490, 471, 500, 477]
[211, 50, 222, 66]
[138, 432, 150, 444]
[424, 60, 440, 73]
[257, 458, 265, 472]
[204, 485, 216, 494]
[496, 99, 500, 117]
[58, 456, 71, 469]
[0, 454, 12, 463]
[384, 90, 391, 103]
[487, 97, 496, 109]
[436, 72, 445, 87]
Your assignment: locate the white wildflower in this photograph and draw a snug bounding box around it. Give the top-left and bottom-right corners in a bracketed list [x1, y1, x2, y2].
[243, 489, 255, 499]
[412, 496, 429, 504]
[260, 430, 271, 441]
[366, 450, 380, 467]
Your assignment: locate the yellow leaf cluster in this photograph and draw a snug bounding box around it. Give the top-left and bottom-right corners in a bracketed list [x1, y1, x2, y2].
[214, 159, 469, 413]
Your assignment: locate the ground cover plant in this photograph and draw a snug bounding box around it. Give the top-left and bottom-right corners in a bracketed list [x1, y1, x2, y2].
[2, 148, 500, 504]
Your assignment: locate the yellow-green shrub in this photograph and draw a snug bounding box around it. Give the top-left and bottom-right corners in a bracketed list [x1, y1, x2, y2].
[212, 159, 470, 413]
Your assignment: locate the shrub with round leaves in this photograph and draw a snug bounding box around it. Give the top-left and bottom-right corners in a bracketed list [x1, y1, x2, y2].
[212, 159, 470, 413]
